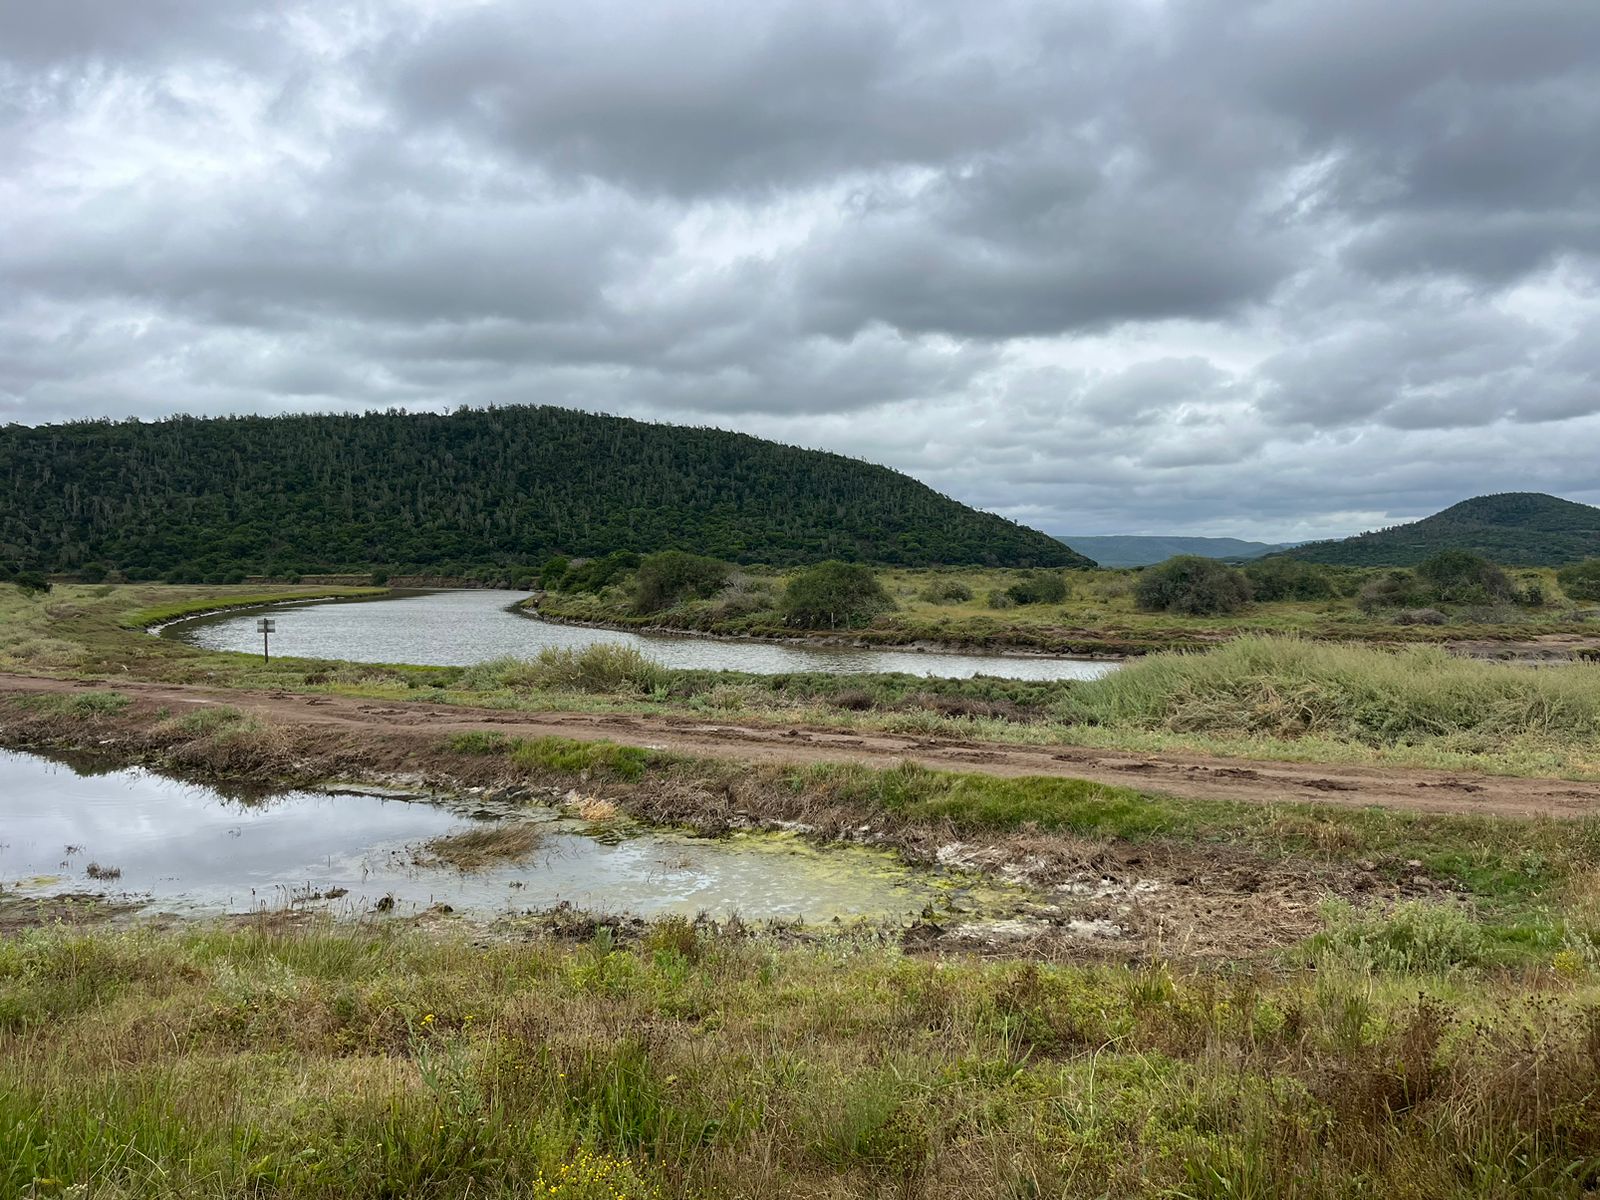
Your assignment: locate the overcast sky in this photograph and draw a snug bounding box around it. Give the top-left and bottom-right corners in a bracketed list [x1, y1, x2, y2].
[3, 1, 1598, 540]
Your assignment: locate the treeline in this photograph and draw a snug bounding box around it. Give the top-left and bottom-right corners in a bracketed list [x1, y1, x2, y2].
[0, 406, 1087, 579]
[1130, 550, 1600, 617]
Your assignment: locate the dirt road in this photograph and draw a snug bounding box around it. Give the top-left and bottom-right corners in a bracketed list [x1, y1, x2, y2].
[3, 671, 1598, 819]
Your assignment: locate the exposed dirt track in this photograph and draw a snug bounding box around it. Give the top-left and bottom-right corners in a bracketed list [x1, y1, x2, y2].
[4, 671, 1599, 819]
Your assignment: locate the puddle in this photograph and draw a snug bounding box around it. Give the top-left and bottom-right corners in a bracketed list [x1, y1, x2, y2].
[0, 750, 1008, 923]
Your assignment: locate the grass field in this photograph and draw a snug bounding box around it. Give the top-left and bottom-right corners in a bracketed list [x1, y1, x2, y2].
[5, 584, 1600, 779]
[5, 920, 1600, 1199]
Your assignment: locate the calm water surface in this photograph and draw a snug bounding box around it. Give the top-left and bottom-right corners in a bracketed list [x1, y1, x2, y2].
[0, 750, 989, 921]
[163, 589, 1118, 681]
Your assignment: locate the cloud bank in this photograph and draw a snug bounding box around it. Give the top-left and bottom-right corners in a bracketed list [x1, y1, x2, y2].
[3, 0, 1598, 538]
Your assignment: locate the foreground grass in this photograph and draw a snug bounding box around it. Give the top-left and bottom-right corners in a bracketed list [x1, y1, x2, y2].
[5, 921, 1600, 1198]
[5, 585, 1600, 779]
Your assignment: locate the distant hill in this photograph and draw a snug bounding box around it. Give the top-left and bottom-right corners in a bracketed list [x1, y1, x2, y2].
[1056, 535, 1297, 568]
[0, 406, 1088, 577]
[1280, 493, 1600, 567]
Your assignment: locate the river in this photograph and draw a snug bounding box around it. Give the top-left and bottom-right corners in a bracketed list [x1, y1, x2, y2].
[161, 589, 1119, 681]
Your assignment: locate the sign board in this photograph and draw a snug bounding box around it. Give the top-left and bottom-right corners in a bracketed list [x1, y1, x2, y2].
[257, 619, 276, 633]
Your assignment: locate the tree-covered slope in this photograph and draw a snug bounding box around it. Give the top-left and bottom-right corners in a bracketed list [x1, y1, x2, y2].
[0, 407, 1087, 576]
[1281, 493, 1600, 566]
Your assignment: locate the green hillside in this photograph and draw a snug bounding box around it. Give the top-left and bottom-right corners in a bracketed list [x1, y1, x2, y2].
[1057, 534, 1297, 567]
[0, 406, 1086, 577]
[1282, 492, 1600, 566]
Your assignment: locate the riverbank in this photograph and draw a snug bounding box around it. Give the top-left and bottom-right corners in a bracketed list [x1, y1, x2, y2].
[534, 562, 1600, 660]
[517, 601, 1134, 661]
[6, 677, 1600, 958]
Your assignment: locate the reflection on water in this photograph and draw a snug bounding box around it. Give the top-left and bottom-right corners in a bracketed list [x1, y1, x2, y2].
[0, 750, 985, 921]
[163, 589, 1119, 681]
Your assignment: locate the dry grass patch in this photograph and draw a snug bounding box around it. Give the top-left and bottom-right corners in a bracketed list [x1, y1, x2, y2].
[415, 822, 545, 871]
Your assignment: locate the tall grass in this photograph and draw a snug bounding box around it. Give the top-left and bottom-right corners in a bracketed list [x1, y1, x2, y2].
[1060, 635, 1600, 747]
[460, 645, 670, 696]
[6, 923, 1600, 1198]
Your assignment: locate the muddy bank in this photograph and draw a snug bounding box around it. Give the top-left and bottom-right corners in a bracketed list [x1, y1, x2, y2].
[0, 687, 1472, 961]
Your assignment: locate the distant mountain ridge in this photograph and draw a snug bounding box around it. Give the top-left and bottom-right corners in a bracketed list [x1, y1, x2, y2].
[0, 406, 1088, 576]
[1280, 493, 1600, 566]
[1055, 535, 1297, 567]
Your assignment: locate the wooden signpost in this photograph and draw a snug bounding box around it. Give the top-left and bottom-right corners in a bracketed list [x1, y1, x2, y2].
[257, 618, 275, 663]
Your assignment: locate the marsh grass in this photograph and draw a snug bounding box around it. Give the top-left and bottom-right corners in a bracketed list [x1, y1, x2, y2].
[417, 822, 545, 871]
[1061, 635, 1600, 748]
[5, 923, 1600, 1198]
[462, 646, 671, 696]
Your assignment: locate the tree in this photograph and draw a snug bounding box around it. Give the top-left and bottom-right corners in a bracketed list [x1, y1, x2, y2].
[780, 562, 895, 629]
[1134, 556, 1251, 615]
[1557, 558, 1600, 602]
[632, 551, 729, 614]
[1243, 557, 1334, 602]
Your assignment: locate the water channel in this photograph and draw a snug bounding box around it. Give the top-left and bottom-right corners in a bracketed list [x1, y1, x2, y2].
[0, 750, 1006, 923]
[161, 589, 1119, 681]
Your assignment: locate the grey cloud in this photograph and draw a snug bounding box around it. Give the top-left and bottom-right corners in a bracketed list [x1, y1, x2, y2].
[3, 0, 1600, 542]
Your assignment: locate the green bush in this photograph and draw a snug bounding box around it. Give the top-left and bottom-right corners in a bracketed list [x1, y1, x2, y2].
[1557, 558, 1600, 603]
[917, 579, 973, 605]
[1005, 570, 1068, 606]
[780, 562, 895, 629]
[12, 571, 51, 596]
[538, 556, 570, 589]
[1415, 550, 1515, 605]
[1133, 556, 1251, 615]
[1243, 557, 1335, 601]
[558, 551, 640, 594]
[1357, 569, 1429, 613]
[632, 551, 729, 614]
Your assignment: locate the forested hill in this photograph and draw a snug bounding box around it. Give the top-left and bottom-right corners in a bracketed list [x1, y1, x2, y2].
[1280, 493, 1600, 566]
[0, 407, 1087, 577]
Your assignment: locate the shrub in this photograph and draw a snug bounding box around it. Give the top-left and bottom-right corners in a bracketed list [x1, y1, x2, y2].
[632, 551, 729, 614]
[557, 551, 640, 594]
[1133, 556, 1251, 615]
[76, 563, 108, 583]
[918, 579, 973, 605]
[1005, 570, 1068, 606]
[13, 571, 52, 595]
[1415, 550, 1514, 605]
[1357, 569, 1429, 613]
[1243, 557, 1334, 601]
[985, 589, 1015, 610]
[780, 562, 895, 629]
[1557, 558, 1600, 603]
[538, 555, 570, 589]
